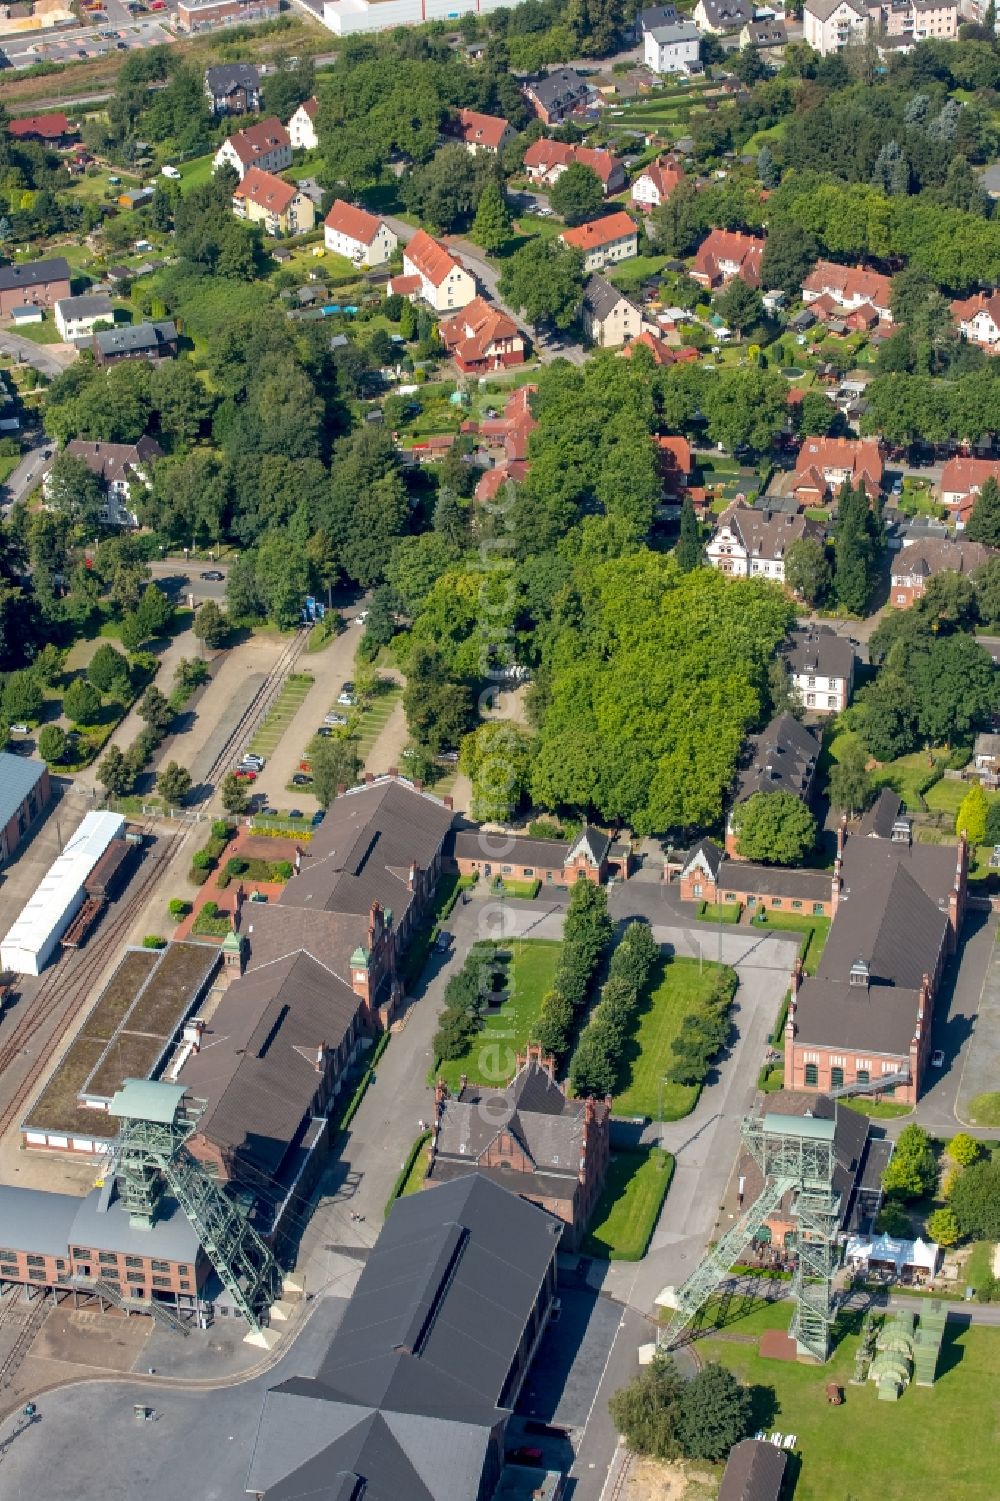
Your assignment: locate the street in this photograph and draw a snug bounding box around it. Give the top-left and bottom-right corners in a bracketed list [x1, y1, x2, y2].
[0, 437, 53, 511]
[0, 332, 75, 379]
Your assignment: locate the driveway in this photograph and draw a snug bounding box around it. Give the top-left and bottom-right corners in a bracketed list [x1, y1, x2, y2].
[0, 436, 53, 510]
[0, 331, 75, 378]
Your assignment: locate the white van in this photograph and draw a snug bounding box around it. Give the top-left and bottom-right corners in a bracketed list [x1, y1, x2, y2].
[161, 164, 181, 180]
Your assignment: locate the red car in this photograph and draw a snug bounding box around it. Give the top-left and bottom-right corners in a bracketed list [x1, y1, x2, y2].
[233, 768, 257, 782]
[506, 1447, 543, 1466]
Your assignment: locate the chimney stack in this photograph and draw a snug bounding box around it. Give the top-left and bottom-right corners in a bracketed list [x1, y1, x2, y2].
[408, 860, 418, 893]
[315, 1041, 326, 1073]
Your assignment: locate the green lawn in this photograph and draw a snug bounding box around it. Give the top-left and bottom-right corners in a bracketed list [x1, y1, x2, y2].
[967, 1092, 1000, 1127]
[436, 938, 562, 1090]
[843, 1097, 914, 1120]
[351, 683, 402, 762]
[6, 317, 62, 344]
[612, 955, 733, 1121]
[248, 673, 314, 758]
[695, 1300, 1000, 1501]
[176, 154, 216, 194]
[583, 1146, 673, 1260]
[751, 912, 831, 975]
[697, 901, 741, 924]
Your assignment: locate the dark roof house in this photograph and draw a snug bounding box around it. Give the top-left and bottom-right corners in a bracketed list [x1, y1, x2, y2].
[734, 713, 821, 807]
[247, 1175, 562, 1501]
[718, 1438, 787, 1501]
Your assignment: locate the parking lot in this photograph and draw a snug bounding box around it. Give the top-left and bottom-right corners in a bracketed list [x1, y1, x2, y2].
[2, 18, 173, 70]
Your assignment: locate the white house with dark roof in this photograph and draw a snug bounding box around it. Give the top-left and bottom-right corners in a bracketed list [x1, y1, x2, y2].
[692, 0, 751, 30]
[582, 274, 644, 347]
[706, 501, 824, 583]
[54, 293, 114, 342]
[783, 625, 855, 715]
[644, 17, 703, 72]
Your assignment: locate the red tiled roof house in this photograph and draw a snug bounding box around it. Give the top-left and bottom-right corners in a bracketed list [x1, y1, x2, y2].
[561, 211, 638, 273]
[440, 296, 526, 374]
[793, 437, 883, 506]
[213, 116, 292, 179]
[690, 228, 765, 289]
[324, 200, 397, 267]
[950, 291, 1000, 353]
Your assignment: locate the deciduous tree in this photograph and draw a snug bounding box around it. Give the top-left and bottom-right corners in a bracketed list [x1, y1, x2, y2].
[731, 791, 817, 865]
[956, 783, 989, 844]
[63, 677, 101, 726]
[158, 761, 192, 805]
[550, 162, 605, 226]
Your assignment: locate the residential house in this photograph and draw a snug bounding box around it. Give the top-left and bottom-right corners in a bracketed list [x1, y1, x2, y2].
[725, 712, 822, 855]
[561, 211, 638, 273]
[451, 107, 514, 155]
[793, 436, 883, 506]
[55, 436, 163, 528]
[323, 199, 397, 266]
[939, 456, 1000, 526]
[785, 799, 967, 1104]
[467, 385, 537, 500]
[638, 3, 680, 28]
[692, 0, 752, 31]
[54, 293, 114, 342]
[94, 321, 177, 366]
[425, 1046, 610, 1247]
[678, 836, 835, 916]
[522, 139, 625, 194]
[869, 0, 958, 38]
[213, 118, 292, 180]
[690, 228, 765, 289]
[783, 624, 855, 715]
[475, 461, 529, 503]
[389, 229, 477, 312]
[631, 154, 684, 211]
[233, 167, 315, 237]
[523, 68, 595, 125]
[950, 291, 1000, 353]
[204, 62, 261, 115]
[440, 297, 526, 374]
[801, 260, 893, 323]
[644, 17, 703, 72]
[889, 537, 994, 607]
[706, 501, 824, 583]
[286, 96, 319, 151]
[447, 821, 631, 886]
[246, 1175, 561, 1501]
[0, 753, 51, 866]
[803, 0, 868, 53]
[0, 257, 71, 319]
[622, 327, 682, 366]
[175, 0, 279, 34]
[582, 274, 643, 347]
[741, 14, 788, 46]
[973, 731, 1000, 777]
[8, 113, 73, 146]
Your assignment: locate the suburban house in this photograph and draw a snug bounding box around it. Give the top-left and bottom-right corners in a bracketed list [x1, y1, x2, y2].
[803, 0, 868, 53]
[869, 0, 958, 39]
[439, 296, 526, 374]
[890, 537, 994, 607]
[801, 260, 894, 324]
[246, 1175, 561, 1501]
[0, 753, 51, 866]
[644, 17, 703, 72]
[783, 624, 855, 715]
[950, 290, 1000, 352]
[467, 386, 537, 500]
[53, 293, 113, 342]
[621, 328, 690, 367]
[523, 67, 595, 125]
[475, 461, 528, 503]
[94, 321, 178, 366]
[213, 118, 292, 179]
[451, 107, 514, 155]
[582, 275, 643, 347]
[632, 155, 685, 211]
[741, 14, 788, 46]
[939, 456, 1000, 525]
[8, 113, 74, 145]
[690, 228, 765, 289]
[286, 96, 319, 151]
[0, 257, 71, 319]
[692, 0, 752, 31]
[55, 436, 163, 528]
[724, 712, 822, 856]
[446, 821, 631, 887]
[638, 3, 680, 29]
[973, 732, 1000, 778]
[323, 200, 397, 266]
[233, 168, 315, 237]
[793, 436, 884, 506]
[204, 62, 261, 116]
[561, 211, 638, 273]
[785, 796, 967, 1104]
[425, 1046, 610, 1247]
[389, 230, 476, 312]
[678, 836, 835, 917]
[706, 501, 824, 583]
[522, 139, 625, 194]
[657, 433, 692, 495]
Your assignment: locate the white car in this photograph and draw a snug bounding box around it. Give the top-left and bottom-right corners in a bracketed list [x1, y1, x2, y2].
[161, 164, 181, 179]
[354, 610, 369, 625]
[240, 753, 265, 771]
[324, 712, 348, 727]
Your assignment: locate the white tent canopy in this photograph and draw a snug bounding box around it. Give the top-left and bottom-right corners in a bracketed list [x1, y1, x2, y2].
[845, 1233, 939, 1274]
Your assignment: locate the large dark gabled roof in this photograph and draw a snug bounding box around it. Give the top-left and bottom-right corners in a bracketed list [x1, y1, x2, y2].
[433, 1060, 603, 1176]
[735, 713, 820, 805]
[719, 1438, 786, 1501]
[856, 787, 903, 839]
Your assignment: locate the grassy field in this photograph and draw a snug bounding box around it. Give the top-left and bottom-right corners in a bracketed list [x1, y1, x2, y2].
[612, 955, 732, 1121]
[436, 938, 562, 1090]
[967, 1091, 1000, 1126]
[583, 1147, 673, 1260]
[697, 901, 741, 924]
[843, 1097, 913, 1120]
[694, 1299, 1000, 1501]
[249, 673, 314, 759]
[6, 317, 63, 344]
[752, 913, 831, 976]
[351, 682, 402, 765]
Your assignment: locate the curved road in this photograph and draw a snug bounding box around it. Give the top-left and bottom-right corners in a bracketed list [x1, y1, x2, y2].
[0, 331, 75, 379]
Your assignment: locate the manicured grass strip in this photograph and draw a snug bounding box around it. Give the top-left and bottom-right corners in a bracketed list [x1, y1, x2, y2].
[843, 1097, 913, 1119]
[385, 1131, 431, 1214]
[967, 1091, 1000, 1127]
[583, 1147, 673, 1261]
[351, 684, 402, 758]
[612, 955, 730, 1121]
[752, 912, 831, 975]
[435, 939, 562, 1090]
[695, 1300, 1000, 1501]
[248, 672, 313, 757]
[697, 901, 741, 924]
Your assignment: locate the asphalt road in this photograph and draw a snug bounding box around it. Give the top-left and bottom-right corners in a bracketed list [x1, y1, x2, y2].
[0, 436, 53, 510]
[146, 557, 230, 603]
[0, 332, 74, 378]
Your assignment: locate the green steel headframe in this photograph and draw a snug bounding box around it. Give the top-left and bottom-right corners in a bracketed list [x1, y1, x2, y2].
[110, 1088, 282, 1334]
[659, 1110, 841, 1362]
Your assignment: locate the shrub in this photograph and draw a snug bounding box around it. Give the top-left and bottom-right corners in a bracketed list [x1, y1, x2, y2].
[192, 849, 212, 871]
[949, 1132, 983, 1167]
[189, 865, 210, 886]
[926, 1207, 959, 1247]
[168, 898, 190, 919]
[142, 934, 166, 949]
[202, 901, 219, 919]
[227, 856, 248, 876]
[273, 859, 293, 880]
[211, 819, 232, 840]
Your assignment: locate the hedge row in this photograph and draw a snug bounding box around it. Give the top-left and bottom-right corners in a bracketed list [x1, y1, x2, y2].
[384, 1131, 432, 1217]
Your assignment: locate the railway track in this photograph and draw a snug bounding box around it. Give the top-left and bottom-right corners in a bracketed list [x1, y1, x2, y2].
[194, 625, 309, 802]
[0, 826, 176, 1142]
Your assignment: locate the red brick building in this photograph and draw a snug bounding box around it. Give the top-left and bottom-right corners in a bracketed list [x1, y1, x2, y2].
[447, 822, 631, 887]
[0, 257, 71, 319]
[889, 537, 993, 608]
[678, 837, 835, 918]
[424, 1046, 610, 1247]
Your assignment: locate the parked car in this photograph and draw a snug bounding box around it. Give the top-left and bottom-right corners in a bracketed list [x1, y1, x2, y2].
[434, 930, 453, 953]
[354, 610, 369, 625]
[930, 1049, 945, 1068]
[288, 809, 303, 820]
[200, 569, 224, 581]
[311, 810, 324, 826]
[437, 750, 459, 764]
[240, 753, 265, 770]
[9, 722, 28, 735]
[337, 682, 356, 706]
[324, 711, 348, 727]
[291, 773, 312, 787]
[161, 164, 181, 180]
[234, 768, 256, 782]
[315, 726, 333, 738]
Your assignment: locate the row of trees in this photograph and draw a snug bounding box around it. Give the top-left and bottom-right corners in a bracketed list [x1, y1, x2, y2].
[568, 921, 660, 1099]
[535, 880, 614, 1061]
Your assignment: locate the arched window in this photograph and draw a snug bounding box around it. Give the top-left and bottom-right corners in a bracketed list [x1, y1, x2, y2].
[804, 1063, 818, 1087]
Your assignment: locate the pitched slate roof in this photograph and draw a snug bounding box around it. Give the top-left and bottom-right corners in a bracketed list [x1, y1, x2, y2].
[583, 273, 635, 323]
[718, 1439, 787, 1501]
[856, 787, 903, 839]
[433, 1060, 607, 1176]
[714, 501, 823, 564]
[735, 712, 821, 805]
[55, 293, 113, 322]
[0, 256, 69, 294]
[698, 0, 752, 25]
[94, 321, 176, 358]
[783, 624, 855, 681]
[639, 3, 680, 27]
[525, 67, 593, 112]
[64, 435, 163, 486]
[648, 19, 703, 42]
[205, 61, 260, 95]
[681, 836, 725, 881]
[891, 537, 993, 582]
